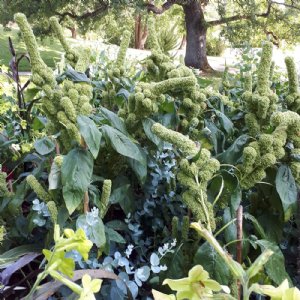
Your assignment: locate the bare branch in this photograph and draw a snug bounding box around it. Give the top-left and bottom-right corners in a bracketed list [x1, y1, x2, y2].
[207, 0, 299, 27]
[54, 2, 109, 21]
[272, 0, 300, 11]
[147, 0, 176, 14]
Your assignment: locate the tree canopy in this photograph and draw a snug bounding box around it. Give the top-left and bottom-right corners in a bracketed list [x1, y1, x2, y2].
[1, 0, 300, 70]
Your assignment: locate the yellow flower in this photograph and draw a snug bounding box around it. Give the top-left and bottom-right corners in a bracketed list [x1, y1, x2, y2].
[79, 274, 102, 300]
[20, 120, 27, 129]
[252, 279, 300, 300]
[61, 228, 93, 261]
[163, 265, 222, 300]
[21, 143, 32, 153]
[43, 249, 75, 278]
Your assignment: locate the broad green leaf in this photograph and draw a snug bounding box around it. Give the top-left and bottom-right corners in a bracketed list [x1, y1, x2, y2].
[258, 214, 283, 243]
[223, 208, 237, 255]
[214, 110, 234, 135]
[116, 88, 130, 100]
[57, 66, 90, 83]
[101, 125, 145, 163]
[275, 165, 297, 221]
[142, 118, 162, 147]
[110, 183, 135, 215]
[127, 146, 147, 184]
[34, 137, 55, 155]
[77, 115, 102, 159]
[244, 213, 267, 239]
[246, 249, 274, 279]
[205, 120, 225, 154]
[256, 239, 292, 285]
[231, 185, 241, 211]
[63, 190, 85, 216]
[193, 242, 231, 285]
[62, 148, 94, 214]
[24, 87, 40, 101]
[0, 245, 42, 268]
[99, 107, 127, 134]
[217, 135, 249, 164]
[91, 221, 106, 249]
[162, 247, 185, 280]
[105, 220, 127, 231]
[105, 227, 126, 244]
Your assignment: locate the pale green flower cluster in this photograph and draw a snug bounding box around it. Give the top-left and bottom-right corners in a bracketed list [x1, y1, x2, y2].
[179, 152, 220, 231]
[151, 123, 198, 156]
[14, 14, 56, 90]
[151, 123, 219, 230]
[47, 201, 58, 224]
[242, 42, 278, 136]
[126, 76, 197, 129]
[285, 56, 300, 113]
[75, 48, 91, 73]
[100, 179, 112, 218]
[240, 134, 278, 189]
[146, 17, 161, 53]
[171, 215, 190, 241]
[125, 61, 209, 136]
[221, 66, 231, 90]
[144, 50, 177, 80]
[271, 111, 300, 183]
[115, 30, 131, 69]
[54, 155, 64, 167]
[0, 225, 5, 244]
[0, 171, 9, 197]
[102, 31, 131, 108]
[271, 111, 300, 147]
[50, 17, 90, 88]
[257, 42, 273, 95]
[15, 14, 93, 152]
[244, 74, 252, 92]
[26, 174, 53, 203]
[26, 174, 58, 223]
[49, 17, 79, 67]
[240, 110, 300, 188]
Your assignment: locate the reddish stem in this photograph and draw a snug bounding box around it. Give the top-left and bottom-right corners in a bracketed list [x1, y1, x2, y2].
[236, 205, 243, 300]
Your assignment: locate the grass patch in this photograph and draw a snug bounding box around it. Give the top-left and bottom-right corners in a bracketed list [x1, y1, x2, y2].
[0, 25, 65, 71]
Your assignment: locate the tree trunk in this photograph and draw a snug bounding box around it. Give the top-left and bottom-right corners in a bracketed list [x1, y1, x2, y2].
[135, 14, 148, 49]
[70, 27, 77, 39]
[183, 2, 212, 71]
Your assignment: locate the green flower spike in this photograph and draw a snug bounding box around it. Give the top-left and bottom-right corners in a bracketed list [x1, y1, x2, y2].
[163, 265, 222, 300]
[79, 274, 103, 300]
[257, 41, 273, 95]
[0, 171, 9, 197]
[116, 30, 131, 68]
[285, 56, 299, 95]
[100, 179, 112, 218]
[151, 123, 198, 156]
[26, 175, 52, 202]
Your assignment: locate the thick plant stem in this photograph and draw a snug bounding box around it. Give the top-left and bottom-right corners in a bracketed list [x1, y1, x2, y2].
[237, 205, 243, 300]
[84, 191, 90, 214]
[49, 270, 82, 294]
[191, 222, 245, 279]
[199, 189, 212, 233]
[81, 137, 89, 214]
